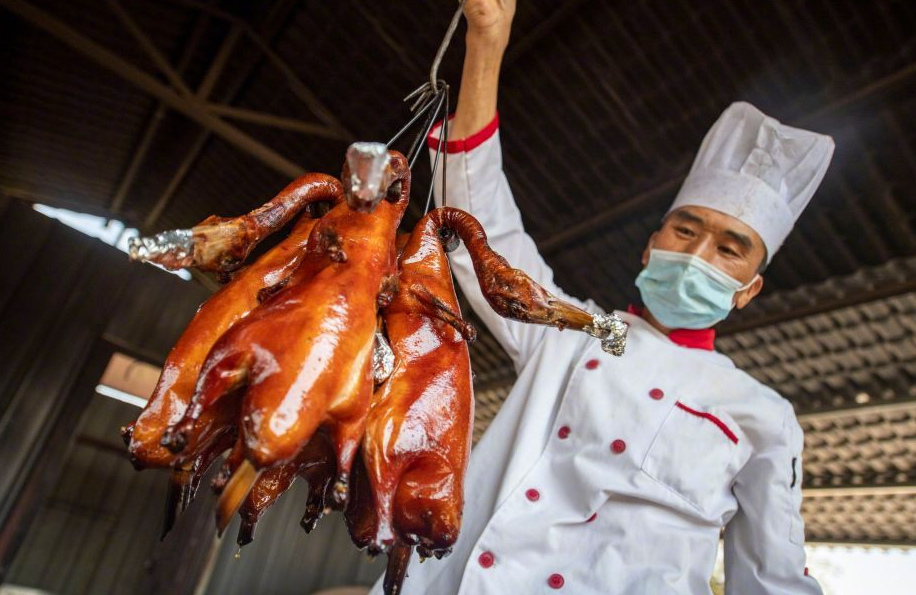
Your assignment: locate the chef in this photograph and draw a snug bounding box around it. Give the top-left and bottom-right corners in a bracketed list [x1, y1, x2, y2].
[369, 1, 834, 593]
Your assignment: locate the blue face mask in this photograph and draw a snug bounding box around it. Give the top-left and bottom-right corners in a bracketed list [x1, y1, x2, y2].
[635, 249, 757, 330]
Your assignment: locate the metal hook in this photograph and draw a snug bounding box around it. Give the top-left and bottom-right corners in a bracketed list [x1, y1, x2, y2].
[384, 0, 464, 213]
[429, 0, 468, 91]
[398, 0, 466, 118]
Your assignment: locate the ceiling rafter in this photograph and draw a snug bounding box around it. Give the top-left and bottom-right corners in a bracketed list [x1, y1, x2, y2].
[156, 0, 353, 140]
[105, 0, 194, 97]
[0, 0, 307, 178]
[108, 2, 213, 214]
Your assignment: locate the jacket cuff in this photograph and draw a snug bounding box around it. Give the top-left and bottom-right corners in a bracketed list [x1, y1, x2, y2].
[426, 111, 500, 154]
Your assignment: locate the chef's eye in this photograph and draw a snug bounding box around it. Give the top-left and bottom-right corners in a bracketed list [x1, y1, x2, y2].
[719, 245, 739, 257]
[675, 226, 696, 237]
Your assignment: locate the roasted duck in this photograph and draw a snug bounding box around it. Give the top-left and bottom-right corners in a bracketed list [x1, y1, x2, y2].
[124, 173, 343, 468]
[123, 174, 342, 537]
[157, 144, 410, 532]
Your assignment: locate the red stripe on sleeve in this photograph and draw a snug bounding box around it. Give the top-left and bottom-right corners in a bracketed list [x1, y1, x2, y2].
[426, 112, 500, 154]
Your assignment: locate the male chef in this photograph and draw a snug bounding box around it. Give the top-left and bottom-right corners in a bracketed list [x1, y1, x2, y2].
[369, 1, 835, 593]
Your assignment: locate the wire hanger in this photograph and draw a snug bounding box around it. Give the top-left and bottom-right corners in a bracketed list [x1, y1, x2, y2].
[387, 0, 468, 213]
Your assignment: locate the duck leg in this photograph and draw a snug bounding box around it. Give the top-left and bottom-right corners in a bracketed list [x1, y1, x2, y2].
[162, 428, 237, 540]
[299, 429, 337, 534]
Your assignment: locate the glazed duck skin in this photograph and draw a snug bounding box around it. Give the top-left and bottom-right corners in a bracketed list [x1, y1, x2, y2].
[126, 216, 314, 469]
[357, 211, 475, 559]
[163, 146, 412, 502]
[124, 175, 344, 469]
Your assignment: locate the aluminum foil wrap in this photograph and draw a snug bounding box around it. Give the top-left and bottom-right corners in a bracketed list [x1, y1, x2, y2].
[372, 330, 396, 384]
[584, 312, 628, 357]
[127, 228, 193, 268]
[346, 142, 391, 212]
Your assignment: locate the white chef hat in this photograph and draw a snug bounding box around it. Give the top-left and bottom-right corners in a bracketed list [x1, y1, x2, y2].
[668, 101, 835, 263]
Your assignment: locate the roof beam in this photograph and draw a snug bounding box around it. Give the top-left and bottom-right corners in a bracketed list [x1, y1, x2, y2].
[109, 4, 213, 214]
[105, 0, 193, 97]
[159, 0, 352, 140]
[204, 103, 349, 140]
[141, 23, 245, 229]
[803, 484, 916, 498]
[719, 277, 916, 335]
[797, 399, 916, 424]
[140, 0, 313, 229]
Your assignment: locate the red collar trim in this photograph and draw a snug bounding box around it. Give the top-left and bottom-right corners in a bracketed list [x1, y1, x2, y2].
[426, 112, 500, 154]
[626, 304, 716, 351]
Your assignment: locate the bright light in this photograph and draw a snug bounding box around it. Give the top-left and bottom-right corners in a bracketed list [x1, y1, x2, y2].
[712, 543, 916, 594]
[95, 384, 147, 408]
[804, 544, 916, 594]
[32, 204, 191, 280]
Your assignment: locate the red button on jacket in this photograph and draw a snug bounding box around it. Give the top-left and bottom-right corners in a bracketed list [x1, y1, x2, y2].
[649, 388, 664, 400]
[557, 425, 571, 439]
[478, 551, 494, 568]
[611, 439, 627, 454]
[525, 488, 540, 501]
[584, 359, 599, 370]
[548, 573, 565, 589]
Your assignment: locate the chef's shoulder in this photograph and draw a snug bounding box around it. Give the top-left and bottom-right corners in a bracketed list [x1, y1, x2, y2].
[728, 367, 802, 452]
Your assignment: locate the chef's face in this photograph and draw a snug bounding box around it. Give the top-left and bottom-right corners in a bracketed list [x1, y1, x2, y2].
[641, 206, 766, 310]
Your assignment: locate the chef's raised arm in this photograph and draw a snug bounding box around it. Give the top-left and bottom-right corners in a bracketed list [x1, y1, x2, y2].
[423, 0, 596, 370]
[426, 116, 597, 369]
[723, 403, 823, 595]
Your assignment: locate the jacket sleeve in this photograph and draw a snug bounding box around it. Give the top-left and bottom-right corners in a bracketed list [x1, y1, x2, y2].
[427, 113, 599, 371]
[723, 402, 822, 595]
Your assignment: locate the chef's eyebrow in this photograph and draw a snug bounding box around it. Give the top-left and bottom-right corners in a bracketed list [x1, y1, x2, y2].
[669, 210, 704, 225]
[670, 210, 755, 250]
[724, 229, 754, 250]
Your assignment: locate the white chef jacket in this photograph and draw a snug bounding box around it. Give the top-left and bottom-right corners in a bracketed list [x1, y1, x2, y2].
[368, 114, 821, 595]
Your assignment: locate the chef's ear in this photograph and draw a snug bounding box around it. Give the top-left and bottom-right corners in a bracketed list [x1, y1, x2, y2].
[641, 233, 657, 267]
[735, 275, 764, 309]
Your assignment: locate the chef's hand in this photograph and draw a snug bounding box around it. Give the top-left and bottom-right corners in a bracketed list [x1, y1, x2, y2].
[463, 0, 516, 50]
[449, 0, 515, 139]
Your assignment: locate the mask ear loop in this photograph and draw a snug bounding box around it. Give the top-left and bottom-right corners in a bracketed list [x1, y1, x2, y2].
[731, 273, 761, 308]
[736, 274, 760, 293]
